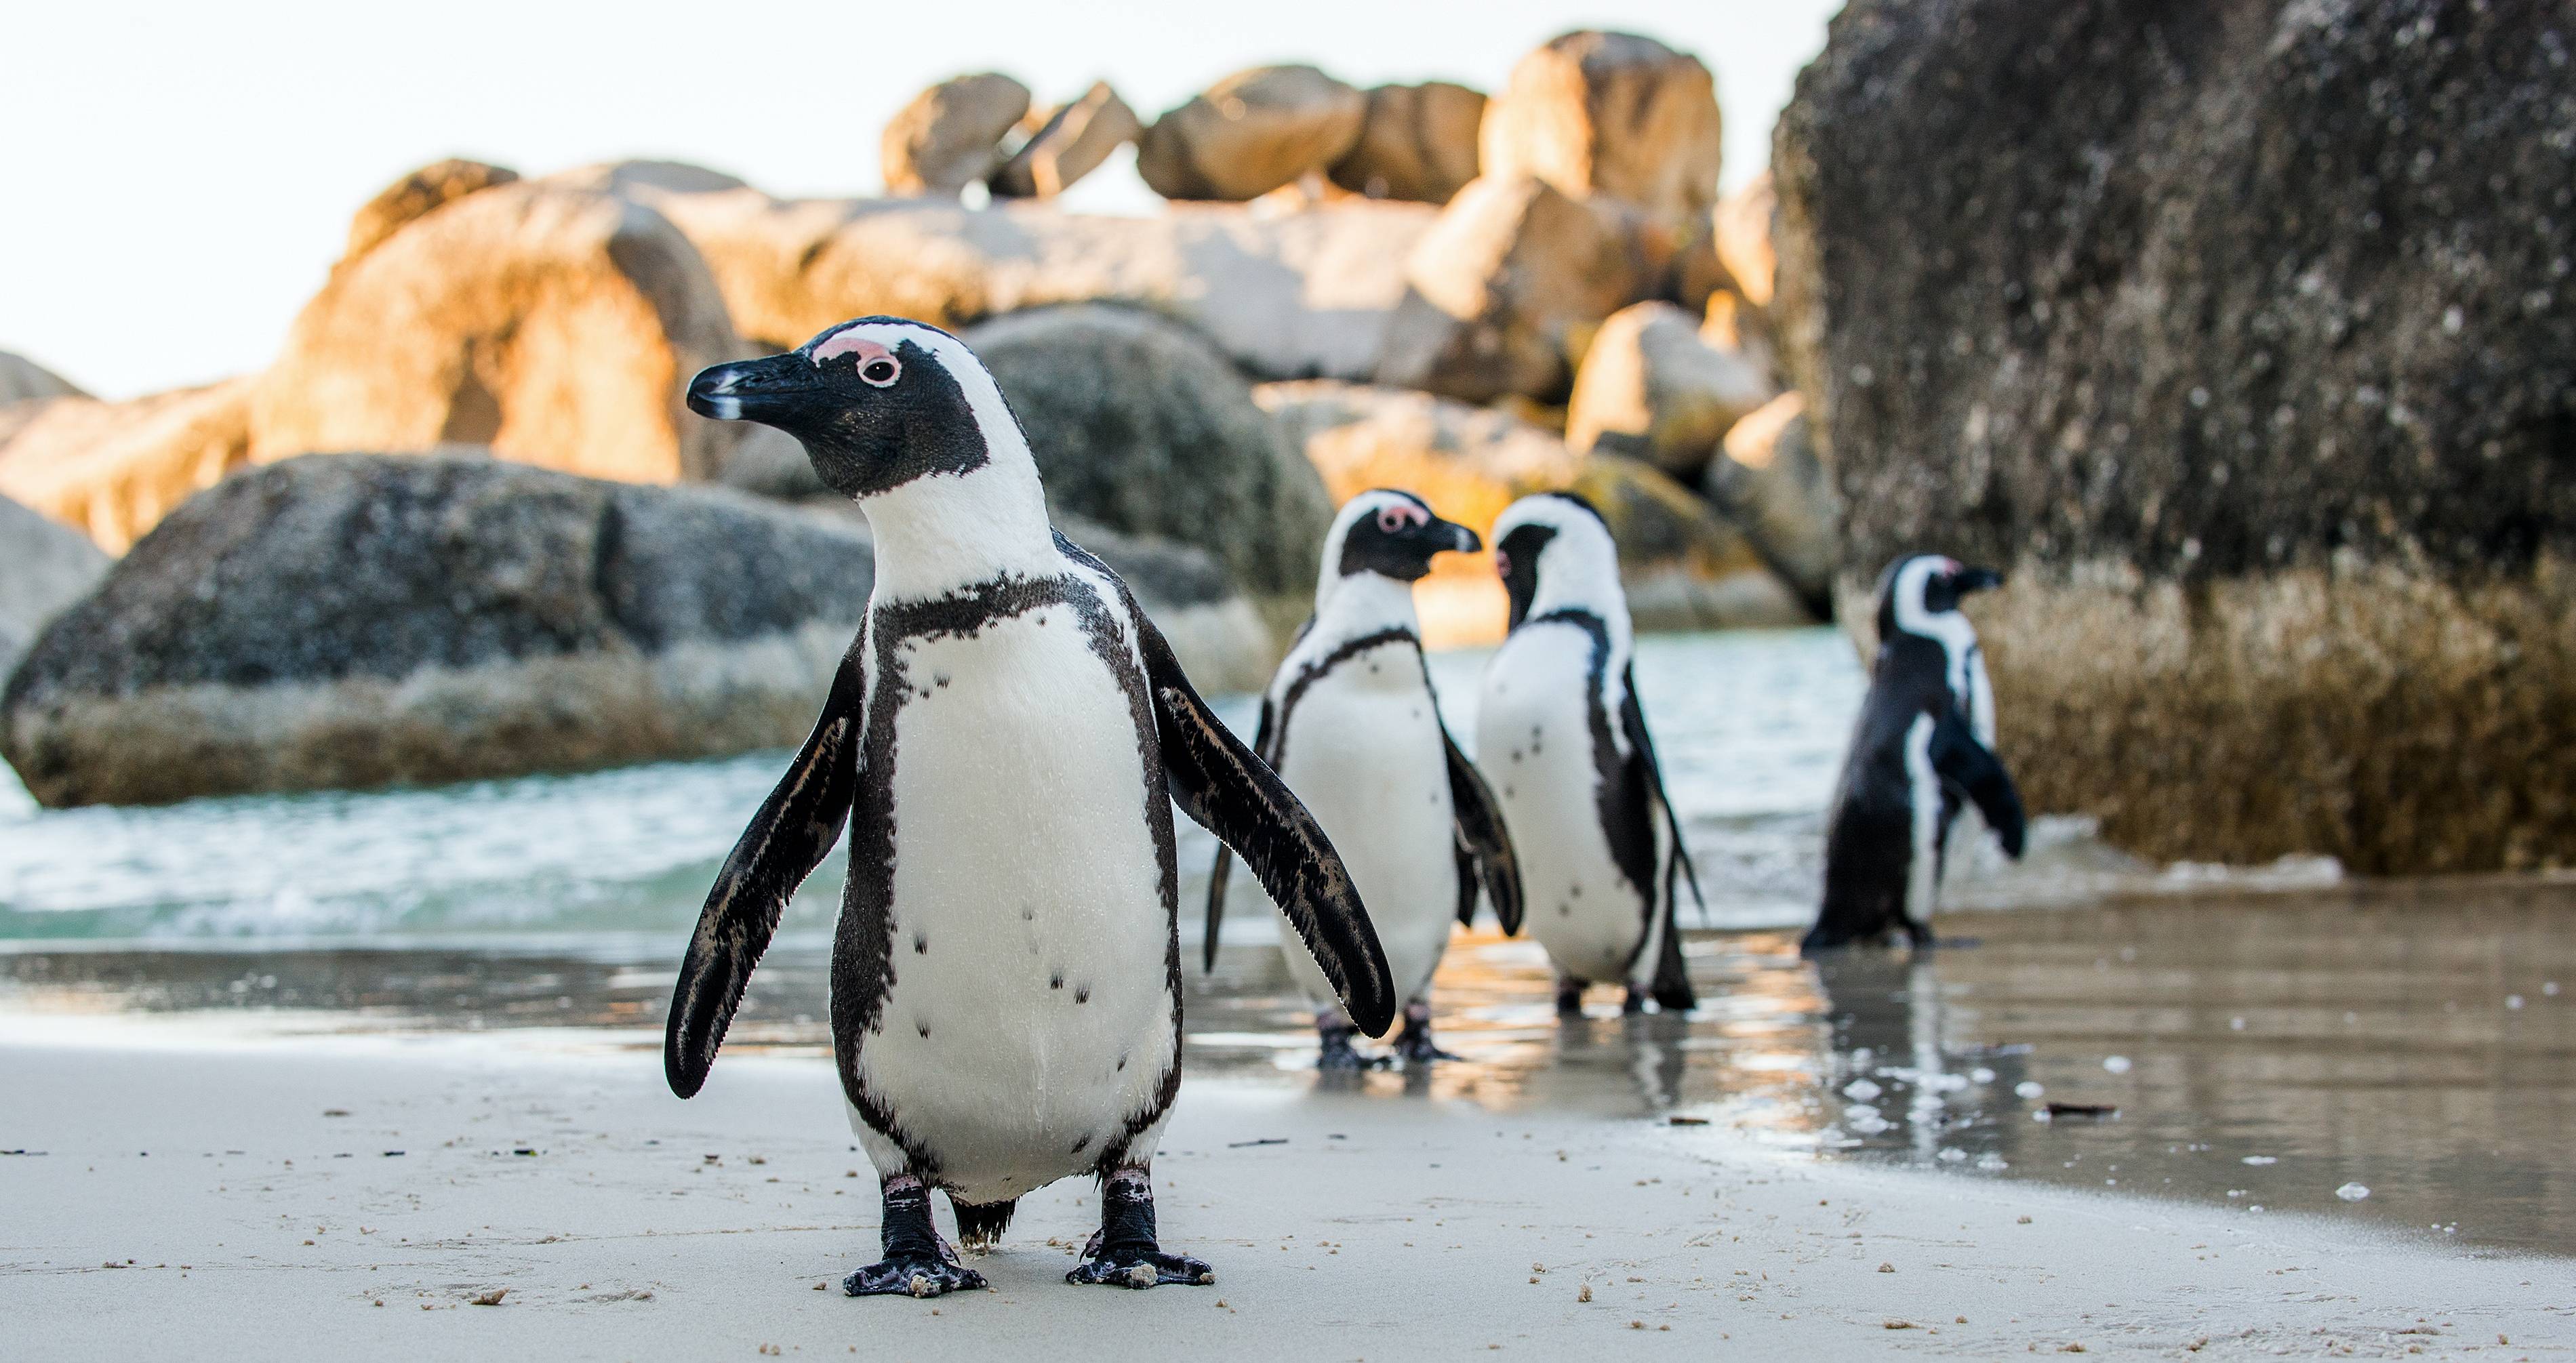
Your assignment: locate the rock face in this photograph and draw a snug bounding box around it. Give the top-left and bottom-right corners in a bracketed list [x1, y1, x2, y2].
[1255, 379, 1806, 636]
[1, 351, 84, 405]
[343, 159, 520, 262]
[0, 455, 876, 807]
[1479, 31, 1723, 227]
[0, 379, 255, 552]
[990, 82, 1140, 199]
[1777, 0, 2576, 873]
[1565, 300, 1773, 478]
[1713, 169, 1777, 308]
[1137, 65, 1365, 201]
[0, 493, 109, 684]
[1328, 82, 1486, 203]
[250, 181, 744, 485]
[1375, 175, 1641, 403]
[962, 305, 1331, 630]
[602, 171, 1436, 385]
[881, 73, 1033, 197]
[1704, 392, 1834, 618]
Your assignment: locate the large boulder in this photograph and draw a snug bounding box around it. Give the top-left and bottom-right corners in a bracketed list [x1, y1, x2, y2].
[1, 351, 84, 405]
[990, 82, 1140, 200]
[0, 455, 875, 807]
[1375, 174, 1643, 403]
[586, 169, 1436, 384]
[1327, 82, 1486, 204]
[1478, 31, 1723, 227]
[1136, 65, 1366, 201]
[342, 159, 520, 262]
[249, 180, 745, 485]
[1704, 392, 1834, 618]
[1713, 169, 1777, 308]
[961, 304, 1331, 633]
[1564, 300, 1774, 479]
[881, 73, 1032, 197]
[1255, 379, 1807, 637]
[0, 379, 255, 552]
[1777, 0, 2576, 873]
[0, 493, 109, 683]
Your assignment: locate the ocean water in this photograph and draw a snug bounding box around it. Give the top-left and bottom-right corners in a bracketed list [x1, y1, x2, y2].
[0, 628, 1875, 943]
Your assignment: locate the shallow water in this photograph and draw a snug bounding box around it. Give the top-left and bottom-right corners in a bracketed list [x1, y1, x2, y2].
[5, 627, 2569, 1253]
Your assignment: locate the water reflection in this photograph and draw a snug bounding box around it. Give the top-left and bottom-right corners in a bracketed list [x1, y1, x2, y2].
[5, 878, 2571, 1251]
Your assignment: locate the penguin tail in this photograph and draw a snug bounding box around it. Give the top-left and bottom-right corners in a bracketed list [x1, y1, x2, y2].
[952, 1196, 1019, 1250]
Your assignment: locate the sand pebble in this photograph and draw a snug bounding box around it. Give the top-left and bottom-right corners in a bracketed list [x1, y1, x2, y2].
[2335, 1183, 2371, 1201]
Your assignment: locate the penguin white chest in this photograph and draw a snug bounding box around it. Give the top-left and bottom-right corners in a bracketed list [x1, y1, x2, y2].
[1478, 626, 1646, 985]
[1268, 646, 1459, 1009]
[856, 603, 1177, 1201]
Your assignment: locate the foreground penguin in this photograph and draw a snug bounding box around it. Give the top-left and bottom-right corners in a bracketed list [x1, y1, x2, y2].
[666, 317, 1393, 1298]
[1476, 493, 1702, 1015]
[1205, 489, 1521, 1067]
[1806, 554, 2028, 953]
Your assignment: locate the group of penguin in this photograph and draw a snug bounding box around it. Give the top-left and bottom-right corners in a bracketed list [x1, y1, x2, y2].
[662, 317, 2029, 1299]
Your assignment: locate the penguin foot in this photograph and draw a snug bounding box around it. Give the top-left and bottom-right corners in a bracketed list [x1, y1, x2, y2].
[1066, 1166, 1213, 1288]
[847, 1173, 984, 1298]
[1315, 1019, 1385, 1070]
[842, 1251, 985, 1298]
[1393, 1006, 1460, 1063]
[1554, 980, 1586, 1015]
[1066, 1245, 1214, 1289]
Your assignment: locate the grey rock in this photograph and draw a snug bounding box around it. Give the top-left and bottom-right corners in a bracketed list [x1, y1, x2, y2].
[881, 73, 1033, 197]
[1480, 30, 1723, 226]
[962, 304, 1333, 629]
[1, 455, 873, 806]
[1137, 65, 1366, 202]
[343, 159, 520, 263]
[1704, 392, 1834, 618]
[1565, 300, 1775, 480]
[1777, 0, 2576, 872]
[1327, 82, 1486, 204]
[0, 494, 109, 685]
[0, 351, 85, 405]
[990, 83, 1141, 200]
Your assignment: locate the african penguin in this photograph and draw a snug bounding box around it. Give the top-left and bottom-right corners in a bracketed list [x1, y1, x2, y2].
[665, 317, 1394, 1298]
[1205, 489, 1521, 1068]
[1474, 493, 1702, 1015]
[1806, 553, 2027, 954]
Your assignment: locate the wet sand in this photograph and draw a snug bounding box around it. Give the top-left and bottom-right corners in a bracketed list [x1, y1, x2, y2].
[10, 878, 2573, 1250]
[3, 1032, 2569, 1360]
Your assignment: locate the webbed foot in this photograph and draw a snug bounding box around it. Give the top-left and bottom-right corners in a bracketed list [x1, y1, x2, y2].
[844, 1250, 984, 1298]
[1067, 1166, 1213, 1289]
[845, 1173, 983, 1299]
[1393, 1002, 1460, 1063]
[1316, 1013, 1385, 1070]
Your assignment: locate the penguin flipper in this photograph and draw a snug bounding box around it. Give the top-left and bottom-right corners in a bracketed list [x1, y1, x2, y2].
[1201, 697, 1274, 973]
[1134, 612, 1396, 1036]
[1619, 665, 1707, 924]
[1930, 709, 2027, 858]
[665, 653, 864, 1099]
[1441, 727, 1524, 935]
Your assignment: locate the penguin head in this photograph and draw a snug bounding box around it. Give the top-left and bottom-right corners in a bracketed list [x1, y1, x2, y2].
[686, 317, 1021, 501]
[1317, 489, 1481, 598]
[1490, 492, 1622, 630]
[1875, 554, 2005, 640]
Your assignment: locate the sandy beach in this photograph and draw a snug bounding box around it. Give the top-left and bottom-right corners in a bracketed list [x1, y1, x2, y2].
[3, 1027, 2566, 1360]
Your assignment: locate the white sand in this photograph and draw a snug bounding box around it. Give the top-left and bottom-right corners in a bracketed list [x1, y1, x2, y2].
[2, 1028, 2566, 1360]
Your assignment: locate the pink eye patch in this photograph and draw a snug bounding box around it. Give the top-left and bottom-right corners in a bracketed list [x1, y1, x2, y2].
[1375, 503, 1428, 533]
[813, 332, 895, 367]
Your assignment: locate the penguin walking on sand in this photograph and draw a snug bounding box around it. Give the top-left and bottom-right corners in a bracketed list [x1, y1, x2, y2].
[1475, 493, 1703, 1016]
[1805, 553, 2028, 954]
[1205, 489, 1522, 1068]
[665, 317, 1393, 1298]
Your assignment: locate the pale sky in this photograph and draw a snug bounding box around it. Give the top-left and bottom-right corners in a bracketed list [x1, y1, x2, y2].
[1, 1, 1839, 400]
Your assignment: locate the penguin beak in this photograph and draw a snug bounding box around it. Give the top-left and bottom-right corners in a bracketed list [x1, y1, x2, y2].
[1434, 518, 1483, 556]
[687, 352, 822, 424]
[1956, 566, 2005, 595]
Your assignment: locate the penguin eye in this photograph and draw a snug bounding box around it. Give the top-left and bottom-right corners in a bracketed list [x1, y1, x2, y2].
[859, 357, 901, 388]
[1375, 508, 1407, 534]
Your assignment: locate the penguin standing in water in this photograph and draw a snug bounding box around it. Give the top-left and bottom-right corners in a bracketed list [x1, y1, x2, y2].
[1805, 554, 2028, 954]
[1475, 493, 1702, 1015]
[666, 317, 1393, 1298]
[1205, 489, 1521, 1068]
